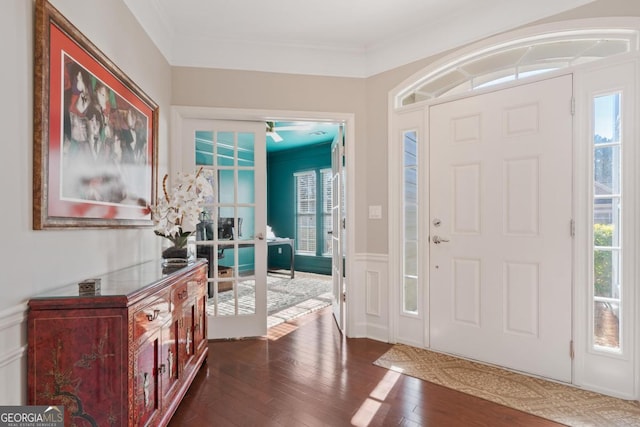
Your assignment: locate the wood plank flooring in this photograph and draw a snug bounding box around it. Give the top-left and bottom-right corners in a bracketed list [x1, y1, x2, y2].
[169, 307, 563, 426]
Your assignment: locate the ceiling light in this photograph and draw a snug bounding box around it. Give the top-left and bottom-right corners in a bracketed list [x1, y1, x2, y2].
[267, 132, 283, 142]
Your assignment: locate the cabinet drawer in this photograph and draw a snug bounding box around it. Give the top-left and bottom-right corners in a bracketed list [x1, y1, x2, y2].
[172, 267, 206, 305]
[172, 280, 190, 306]
[134, 292, 171, 342]
[188, 276, 206, 298]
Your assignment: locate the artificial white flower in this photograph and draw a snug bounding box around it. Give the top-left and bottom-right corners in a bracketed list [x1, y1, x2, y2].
[150, 167, 214, 248]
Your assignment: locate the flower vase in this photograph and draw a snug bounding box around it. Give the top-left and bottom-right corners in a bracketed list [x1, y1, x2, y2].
[162, 245, 188, 260]
[161, 235, 196, 267]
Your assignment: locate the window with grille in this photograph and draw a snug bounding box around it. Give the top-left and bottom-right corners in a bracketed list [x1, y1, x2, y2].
[321, 169, 333, 256]
[295, 171, 316, 255]
[396, 30, 636, 107]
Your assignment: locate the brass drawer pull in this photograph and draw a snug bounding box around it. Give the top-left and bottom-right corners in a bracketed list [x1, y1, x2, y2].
[146, 309, 160, 321]
[178, 290, 188, 300]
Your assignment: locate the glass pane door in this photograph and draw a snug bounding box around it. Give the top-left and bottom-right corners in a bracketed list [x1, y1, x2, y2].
[183, 119, 266, 339]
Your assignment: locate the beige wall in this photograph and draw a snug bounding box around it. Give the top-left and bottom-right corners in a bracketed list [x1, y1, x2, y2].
[363, 0, 640, 252]
[172, 0, 640, 256]
[4, 0, 638, 310]
[3, 0, 640, 405]
[171, 68, 370, 251]
[171, 64, 441, 254]
[533, 0, 640, 22]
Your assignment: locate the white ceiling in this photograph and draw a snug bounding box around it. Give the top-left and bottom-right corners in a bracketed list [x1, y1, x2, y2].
[123, 0, 596, 77]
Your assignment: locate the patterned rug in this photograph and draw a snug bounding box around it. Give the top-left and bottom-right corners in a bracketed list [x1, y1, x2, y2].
[374, 344, 640, 427]
[207, 272, 333, 328]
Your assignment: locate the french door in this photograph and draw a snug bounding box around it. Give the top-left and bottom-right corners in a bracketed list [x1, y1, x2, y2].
[331, 126, 346, 332]
[181, 118, 267, 339]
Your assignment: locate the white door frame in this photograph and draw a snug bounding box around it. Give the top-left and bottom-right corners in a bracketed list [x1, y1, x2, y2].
[171, 106, 356, 336]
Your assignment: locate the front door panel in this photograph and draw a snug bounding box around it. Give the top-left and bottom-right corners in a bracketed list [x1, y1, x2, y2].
[429, 75, 574, 382]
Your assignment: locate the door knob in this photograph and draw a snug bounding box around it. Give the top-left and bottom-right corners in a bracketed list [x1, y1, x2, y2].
[256, 232, 265, 240]
[432, 235, 450, 244]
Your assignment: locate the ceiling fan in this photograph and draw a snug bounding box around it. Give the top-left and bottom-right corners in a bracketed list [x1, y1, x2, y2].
[266, 121, 313, 142]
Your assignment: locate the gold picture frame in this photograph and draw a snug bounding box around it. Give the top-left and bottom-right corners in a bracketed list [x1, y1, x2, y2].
[33, 0, 158, 229]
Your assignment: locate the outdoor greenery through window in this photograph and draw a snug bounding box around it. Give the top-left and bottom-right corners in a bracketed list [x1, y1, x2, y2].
[593, 92, 622, 351]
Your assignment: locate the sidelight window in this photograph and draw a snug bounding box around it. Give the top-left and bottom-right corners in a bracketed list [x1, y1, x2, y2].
[592, 92, 622, 351]
[403, 130, 419, 314]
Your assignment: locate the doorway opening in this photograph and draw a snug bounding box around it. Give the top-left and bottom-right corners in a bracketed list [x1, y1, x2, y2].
[265, 120, 342, 328]
[173, 108, 354, 339]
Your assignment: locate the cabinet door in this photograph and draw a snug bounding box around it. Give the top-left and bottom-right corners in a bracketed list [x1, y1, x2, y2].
[188, 273, 207, 358]
[134, 331, 160, 427]
[160, 318, 179, 403]
[28, 310, 126, 426]
[179, 301, 195, 373]
[193, 293, 207, 357]
[172, 281, 191, 375]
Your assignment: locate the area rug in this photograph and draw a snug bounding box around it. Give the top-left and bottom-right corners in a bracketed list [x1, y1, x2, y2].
[374, 344, 640, 426]
[207, 272, 333, 327]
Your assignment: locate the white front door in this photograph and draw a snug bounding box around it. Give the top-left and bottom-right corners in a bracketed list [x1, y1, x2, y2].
[182, 119, 267, 339]
[331, 126, 345, 332]
[429, 75, 574, 382]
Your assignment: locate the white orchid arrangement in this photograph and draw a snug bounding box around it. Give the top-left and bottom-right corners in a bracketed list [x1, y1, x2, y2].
[150, 167, 214, 248]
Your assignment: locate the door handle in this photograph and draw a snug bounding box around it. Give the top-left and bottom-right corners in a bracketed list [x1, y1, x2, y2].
[256, 232, 265, 240]
[432, 235, 450, 244]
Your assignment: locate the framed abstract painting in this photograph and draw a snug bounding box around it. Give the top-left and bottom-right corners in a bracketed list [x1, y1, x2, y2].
[33, 0, 158, 229]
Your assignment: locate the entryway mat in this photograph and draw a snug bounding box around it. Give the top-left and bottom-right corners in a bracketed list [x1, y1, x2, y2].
[373, 344, 640, 426]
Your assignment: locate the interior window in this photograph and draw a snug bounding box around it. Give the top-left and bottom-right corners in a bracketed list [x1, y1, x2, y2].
[295, 171, 316, 255]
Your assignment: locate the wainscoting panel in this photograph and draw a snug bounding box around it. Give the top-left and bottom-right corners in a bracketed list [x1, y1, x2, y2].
[365, 270, 381, 316]
[351, 253, 389, 342]
[0, 303, 28, 405]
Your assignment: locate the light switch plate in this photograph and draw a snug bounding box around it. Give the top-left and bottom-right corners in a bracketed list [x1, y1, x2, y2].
[368, 205, 382, 219]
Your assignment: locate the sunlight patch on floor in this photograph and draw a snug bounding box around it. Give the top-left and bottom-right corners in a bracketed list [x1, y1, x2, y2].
[351, 370, 402, 426]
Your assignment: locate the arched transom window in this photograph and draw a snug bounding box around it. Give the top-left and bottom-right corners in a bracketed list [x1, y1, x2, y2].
[396, 27, 639, 107]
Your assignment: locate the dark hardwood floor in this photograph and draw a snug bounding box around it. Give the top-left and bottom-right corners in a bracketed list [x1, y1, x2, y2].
[169, 307, 563, 426]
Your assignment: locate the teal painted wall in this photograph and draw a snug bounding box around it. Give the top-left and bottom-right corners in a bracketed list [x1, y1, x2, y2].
[268, 142, 332, 275]
[217, 167, 256, 273]
[212, 141, 333, 275]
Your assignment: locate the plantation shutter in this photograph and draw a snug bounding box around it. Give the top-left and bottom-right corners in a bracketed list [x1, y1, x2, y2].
[321, 169, 333, 255]
[295, 171, 316, 254]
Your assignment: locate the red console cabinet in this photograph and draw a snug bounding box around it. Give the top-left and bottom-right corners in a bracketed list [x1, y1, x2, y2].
[27, 260, 208, 427]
